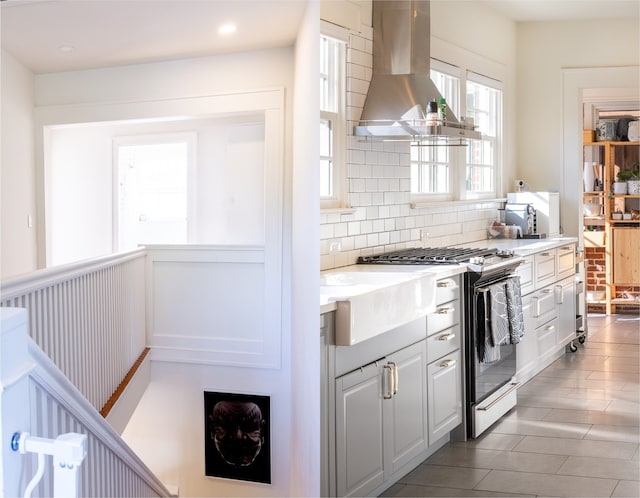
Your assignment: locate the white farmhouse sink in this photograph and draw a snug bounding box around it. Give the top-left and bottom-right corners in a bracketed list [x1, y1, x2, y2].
[320, 270, 436, 346]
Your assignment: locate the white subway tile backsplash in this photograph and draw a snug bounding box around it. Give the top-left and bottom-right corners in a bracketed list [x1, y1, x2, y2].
[354, 234, 368, 249]
[351, 178, 365, 192]
[334, 222, 348, 238]
[347, 221, 361, 236]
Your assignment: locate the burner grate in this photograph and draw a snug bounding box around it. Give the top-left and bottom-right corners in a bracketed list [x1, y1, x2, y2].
[358, 247, 496, 265]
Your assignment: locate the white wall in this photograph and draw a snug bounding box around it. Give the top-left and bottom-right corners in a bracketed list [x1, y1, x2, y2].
[290, 1, 320, 495]
[1, 51, 37, 278]
[516, 19, 640, 235]
[31, 46, 298, 496]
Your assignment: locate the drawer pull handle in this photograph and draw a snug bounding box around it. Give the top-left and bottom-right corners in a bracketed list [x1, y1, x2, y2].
[546, 325, 555, 331]
[540, 252, 551, 256]
[438, 333, 456, 341]
[561, 246, 573, 251]
[543, 288, 553, 294]
[437, 307, 455, 315]
[437, 280, 454, 288]
[439, 359, 456, 368]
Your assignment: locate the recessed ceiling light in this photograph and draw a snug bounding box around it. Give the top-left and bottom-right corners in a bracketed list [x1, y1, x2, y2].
[58, 44, 75, 53]
[218, 23, 237, 36]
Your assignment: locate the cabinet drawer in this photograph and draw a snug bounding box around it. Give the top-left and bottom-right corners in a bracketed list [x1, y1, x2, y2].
[435, 277, 460, 305]
[427, 300, 460, 336]
[537, 317, 558, 358]
[531, 286, 557, 328]
[427, 325, 460, 363]
[534, 249, 557, 289]
[516, 258, 534, 295]
[557, 244, 575, 279]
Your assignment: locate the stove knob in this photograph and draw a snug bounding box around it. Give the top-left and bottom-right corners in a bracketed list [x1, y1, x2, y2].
[470, 256, 484, 265]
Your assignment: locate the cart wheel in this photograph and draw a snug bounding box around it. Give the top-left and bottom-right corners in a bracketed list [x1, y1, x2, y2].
[578, 335, 586, 344]
[569, 342, 578, 353]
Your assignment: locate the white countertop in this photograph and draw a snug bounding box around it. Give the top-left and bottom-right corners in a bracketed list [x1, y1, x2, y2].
[319, 236, 578, 314]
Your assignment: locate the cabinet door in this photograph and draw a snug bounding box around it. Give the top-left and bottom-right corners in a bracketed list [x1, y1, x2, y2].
[537, 317, 559, 362]
[516, 294, 538, 382]
[335, 362, 384, 497]
[427, 349, 462, 445]
[384, 341, 428, 477]
[555, 277, 576, 347]
[557, 244, 576, 280]
[613, 228, 640, 284]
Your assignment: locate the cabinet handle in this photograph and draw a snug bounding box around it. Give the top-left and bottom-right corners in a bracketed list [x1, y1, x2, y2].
[438, 333, 456, 341]
[560, 246, 573, 251]
[541, 252, 551, 257]
[546, 325, 555, 331]
[522, 259, 530, 264]
[555, 284, 563, 304]
[439, 359, 456, 368]
[436, 306, 455, 315]
[437, 280, 454, 288]
[383, 363, 394, 399]
[543, 288, 553, 294]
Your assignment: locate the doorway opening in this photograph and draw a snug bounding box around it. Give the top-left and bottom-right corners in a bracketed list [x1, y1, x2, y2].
[114, 133, 195, 251]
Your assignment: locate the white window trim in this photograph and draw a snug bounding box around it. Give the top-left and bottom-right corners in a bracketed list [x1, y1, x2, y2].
[320, 21, 348, 210]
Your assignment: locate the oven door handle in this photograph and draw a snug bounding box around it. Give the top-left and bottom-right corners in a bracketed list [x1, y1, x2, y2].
[476, 382, 519, 411]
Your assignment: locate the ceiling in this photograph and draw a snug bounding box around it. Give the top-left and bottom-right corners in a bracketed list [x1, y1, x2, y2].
[1, 0, 308, 74]
[2, 0, 639, 75]
[481, 0, 640, 22]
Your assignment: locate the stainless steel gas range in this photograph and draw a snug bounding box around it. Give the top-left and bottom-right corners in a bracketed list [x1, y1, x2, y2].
[359, 246, 524, 439]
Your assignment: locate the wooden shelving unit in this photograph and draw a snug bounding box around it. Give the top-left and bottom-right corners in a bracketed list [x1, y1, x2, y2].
[583, 138, 640, 314]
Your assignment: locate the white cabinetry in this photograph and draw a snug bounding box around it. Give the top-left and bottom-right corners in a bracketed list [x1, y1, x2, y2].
[335, 340, 428, 497]
[515, 242, 577, 384]
[427, 349, 462, 443]
[555, 276, 577, 348]
[324, 273, 464, 498]
[426, 276, 462, 444]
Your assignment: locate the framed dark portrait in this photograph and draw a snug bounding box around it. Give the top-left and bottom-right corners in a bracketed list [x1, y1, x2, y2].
[204, 391, 271, 484]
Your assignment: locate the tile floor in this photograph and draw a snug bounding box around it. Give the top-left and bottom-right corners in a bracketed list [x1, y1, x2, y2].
[382, 314, 640, 497]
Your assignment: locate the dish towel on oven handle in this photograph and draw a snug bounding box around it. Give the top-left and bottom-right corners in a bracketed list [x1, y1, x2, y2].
[478, 276, 525, 364]
[488, 281, 510, 349]
[506, 276, 525, 344]
[476, 290, 499, 363]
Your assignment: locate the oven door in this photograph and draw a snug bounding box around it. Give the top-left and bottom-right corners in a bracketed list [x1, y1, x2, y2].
[466, 273, 520, 438]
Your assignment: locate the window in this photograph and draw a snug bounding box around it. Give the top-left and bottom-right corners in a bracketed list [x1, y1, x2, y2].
[465, 73, 502, 198]
[411, 59, 502, 201]
[320, 30, 346, 208]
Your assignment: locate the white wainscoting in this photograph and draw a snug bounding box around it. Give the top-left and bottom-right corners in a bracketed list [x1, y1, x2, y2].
[146, 245, 281, 368]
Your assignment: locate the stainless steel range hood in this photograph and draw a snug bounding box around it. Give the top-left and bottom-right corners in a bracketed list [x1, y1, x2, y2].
[354, 0, 481, 142]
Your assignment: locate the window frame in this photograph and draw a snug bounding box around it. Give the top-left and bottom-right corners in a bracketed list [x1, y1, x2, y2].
[462, 71, 503, 201]
[411, 46, 505, 204]
[320, 21, 348, 210]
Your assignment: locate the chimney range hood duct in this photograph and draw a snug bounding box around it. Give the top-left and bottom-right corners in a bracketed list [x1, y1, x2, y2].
[354, 0, 481, 142]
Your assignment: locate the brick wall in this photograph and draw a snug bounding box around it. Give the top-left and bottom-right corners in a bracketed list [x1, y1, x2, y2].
[585, 246, 606, 313]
